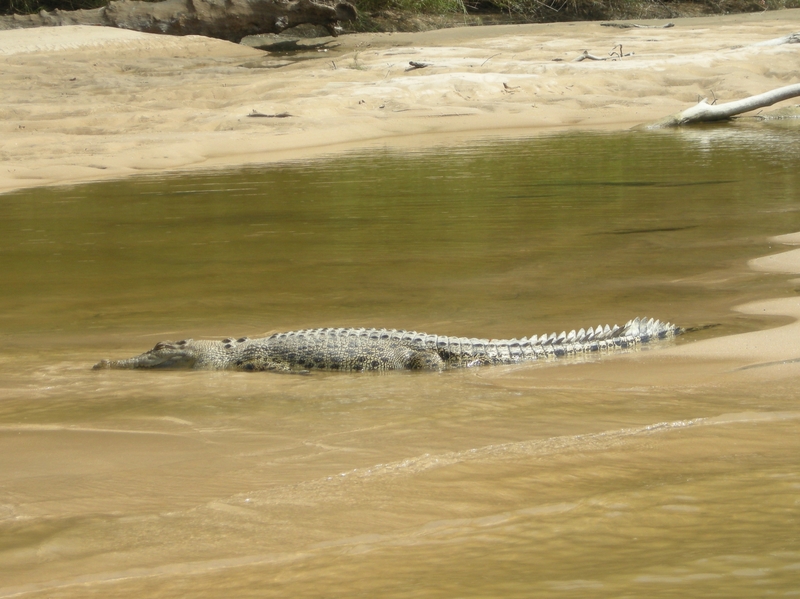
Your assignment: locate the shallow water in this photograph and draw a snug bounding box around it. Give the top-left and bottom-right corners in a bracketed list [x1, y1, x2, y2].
[1, 128, 800, 598]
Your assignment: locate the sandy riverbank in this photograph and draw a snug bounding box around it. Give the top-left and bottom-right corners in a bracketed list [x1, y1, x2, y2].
[1, 10, 799, 194]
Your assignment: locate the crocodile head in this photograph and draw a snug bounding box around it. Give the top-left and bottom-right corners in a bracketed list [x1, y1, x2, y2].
[93, 339, 199, 369]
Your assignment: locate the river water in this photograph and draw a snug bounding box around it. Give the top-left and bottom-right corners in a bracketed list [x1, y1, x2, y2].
[1, 127, 800, 597]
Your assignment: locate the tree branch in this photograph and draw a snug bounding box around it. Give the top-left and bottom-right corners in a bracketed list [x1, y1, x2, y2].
[648, 83, 800, 128]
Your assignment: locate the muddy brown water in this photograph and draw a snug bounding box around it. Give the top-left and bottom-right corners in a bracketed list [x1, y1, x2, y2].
[1, 127, 800, 597]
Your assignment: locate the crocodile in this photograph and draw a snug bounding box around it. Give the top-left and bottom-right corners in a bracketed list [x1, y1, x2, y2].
[93, 317, 680, 372]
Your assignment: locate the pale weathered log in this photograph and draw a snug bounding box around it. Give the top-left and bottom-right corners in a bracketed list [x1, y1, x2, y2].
[648, 83, 800, 128]
[0, 0, 357, 42]
[572, 50, 609, 62]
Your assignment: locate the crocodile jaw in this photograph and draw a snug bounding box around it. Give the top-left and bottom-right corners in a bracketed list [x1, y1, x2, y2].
[93, 343, 199, 369]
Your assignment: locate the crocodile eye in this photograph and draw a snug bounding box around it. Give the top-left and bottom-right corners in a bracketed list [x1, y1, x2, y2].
[177, 340, 188, 346]
[222, 338, 233, 343]
[237, 337, 248, 343]
[224, 344, 233, 349]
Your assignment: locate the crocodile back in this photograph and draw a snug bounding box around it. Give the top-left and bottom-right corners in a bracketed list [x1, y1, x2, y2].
[244, 318, 679, 371]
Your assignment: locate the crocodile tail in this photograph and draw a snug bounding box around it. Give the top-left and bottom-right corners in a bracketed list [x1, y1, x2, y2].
[433, 317, 679, 366]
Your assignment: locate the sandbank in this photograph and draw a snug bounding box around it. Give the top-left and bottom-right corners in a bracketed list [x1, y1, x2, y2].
[1, 10, 799, 194]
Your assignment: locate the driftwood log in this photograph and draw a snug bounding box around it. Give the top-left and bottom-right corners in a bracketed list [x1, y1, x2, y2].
[648, 83, 800, 128]
[0, 0, 357, 42]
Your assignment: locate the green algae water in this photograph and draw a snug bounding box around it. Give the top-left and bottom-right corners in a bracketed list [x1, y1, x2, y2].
[1, 128, 800, 598]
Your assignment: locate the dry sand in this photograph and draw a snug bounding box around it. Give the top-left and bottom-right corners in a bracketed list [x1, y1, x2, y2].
[1, 12, 800, 377]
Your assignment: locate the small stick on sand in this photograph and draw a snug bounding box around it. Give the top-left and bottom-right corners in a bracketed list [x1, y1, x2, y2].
[480, 53, 502, 67]
[405, 61, 431, 71]
[601, 22, 675, 29]
[248, 110, 292, 118]
[608, 44, 634, 59]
